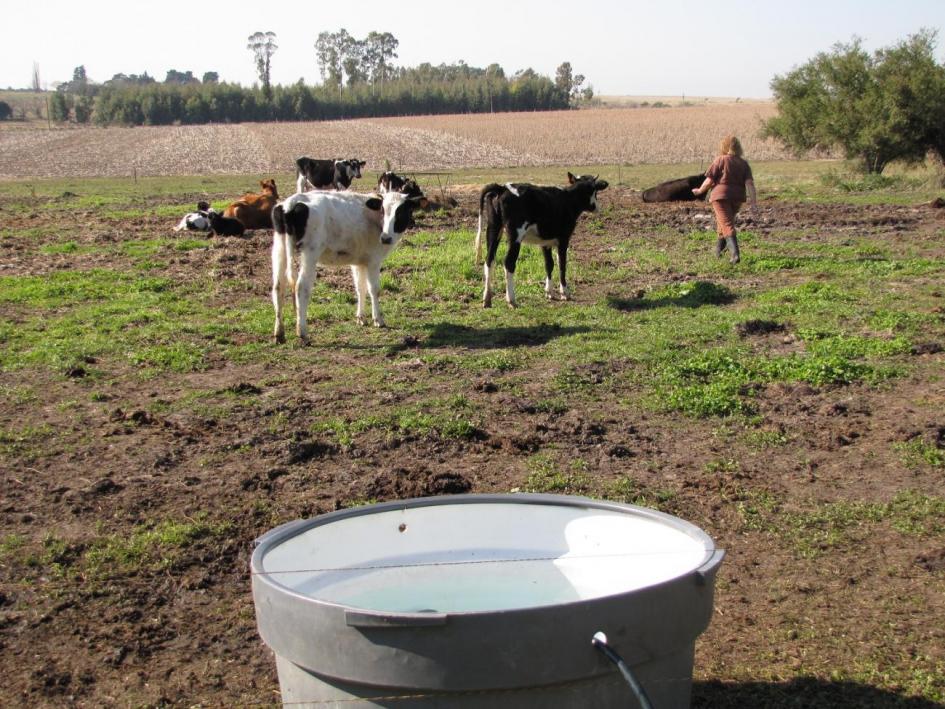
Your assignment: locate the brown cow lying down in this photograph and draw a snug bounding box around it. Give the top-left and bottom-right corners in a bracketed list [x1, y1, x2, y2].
[641, 175, 706, 203]
[223, 179, 280, 229]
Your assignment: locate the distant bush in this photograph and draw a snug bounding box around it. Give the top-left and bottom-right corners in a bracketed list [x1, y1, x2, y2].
[0, 101, 11, 120]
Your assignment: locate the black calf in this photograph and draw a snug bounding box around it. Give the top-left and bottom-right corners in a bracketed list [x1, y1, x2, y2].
[208, 211, 246, 237]
[477, 173, 608, 307]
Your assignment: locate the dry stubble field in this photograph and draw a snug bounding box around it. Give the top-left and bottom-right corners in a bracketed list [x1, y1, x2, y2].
[0, 104, 790, 179]
[1, 106, 943, 708]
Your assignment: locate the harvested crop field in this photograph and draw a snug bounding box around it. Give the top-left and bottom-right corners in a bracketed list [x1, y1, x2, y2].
[1, 164, 944, 707]
[0, 104, 794, 179]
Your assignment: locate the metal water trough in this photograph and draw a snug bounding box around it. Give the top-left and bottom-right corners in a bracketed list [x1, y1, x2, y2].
[252, 493, 724, 707]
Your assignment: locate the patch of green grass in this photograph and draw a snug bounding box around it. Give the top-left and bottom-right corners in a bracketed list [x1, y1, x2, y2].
[173, 238, 212, 251]
[0, 423, 54, 457]
[522, 453, 591, 494]
[819, 169, 922, 193]
[311, 401, 480, 445]
[0, 533, 25, 558]
[0, 270, 171, 307]
[896, 438, 945, 469]
[84, 516, 232, 577]
[737, 489, 945, 558]
[743, 428, 790, 449]
[652, 328, 904, 417]
[606, 477, 678, 510]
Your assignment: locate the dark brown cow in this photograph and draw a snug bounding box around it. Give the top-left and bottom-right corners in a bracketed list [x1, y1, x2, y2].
[641, 175, 706, 203]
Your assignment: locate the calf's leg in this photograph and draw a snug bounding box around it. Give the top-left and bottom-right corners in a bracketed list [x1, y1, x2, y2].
[351, 265, 369, 325]
[542, 247, 555, 300]
[504, 238, 522, 308]
[557, 243, 570, 300]
[483, 229, 502, 309]
[366, 264, 385, 327]
[294, 249, 318, 343]
[271, 234, 289, 343]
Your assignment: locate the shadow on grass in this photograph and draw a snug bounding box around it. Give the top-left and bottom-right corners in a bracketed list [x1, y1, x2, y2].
[692, 677, 942, 708]
[608, 281, 736, 312]
[391, 322, 592, 353]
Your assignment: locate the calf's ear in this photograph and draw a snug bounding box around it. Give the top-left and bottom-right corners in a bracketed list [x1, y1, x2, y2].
[567, 172, 577, 184]
[365, 197, 383, 211]
[596, 180, 609, 191]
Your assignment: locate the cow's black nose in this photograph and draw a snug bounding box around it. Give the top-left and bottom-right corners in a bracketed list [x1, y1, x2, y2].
[381, 236, 393, 245]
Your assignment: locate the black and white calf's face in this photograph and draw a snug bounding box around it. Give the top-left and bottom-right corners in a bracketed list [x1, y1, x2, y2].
[345, 159, 366, 179]
[567, 172, 609, 212]
[370, 192, 427, 245]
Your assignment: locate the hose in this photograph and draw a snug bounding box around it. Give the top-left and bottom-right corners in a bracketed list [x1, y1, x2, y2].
[591, 631, 654, 709]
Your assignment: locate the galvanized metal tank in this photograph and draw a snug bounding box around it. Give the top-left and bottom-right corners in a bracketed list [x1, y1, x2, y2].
[251, 494, 724, 707]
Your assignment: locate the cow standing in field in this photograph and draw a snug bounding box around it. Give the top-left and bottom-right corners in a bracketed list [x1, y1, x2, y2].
[223, 179, 280, 229]
[476, 173, 609, 308]
[641, 175, 706, 202]
[270, 189, 427, 343]
[295, 157, 366, 193]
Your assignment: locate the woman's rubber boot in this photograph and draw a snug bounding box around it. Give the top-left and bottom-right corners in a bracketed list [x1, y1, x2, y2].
[715, 238, 727, 258]
[726, 235, 740, 264]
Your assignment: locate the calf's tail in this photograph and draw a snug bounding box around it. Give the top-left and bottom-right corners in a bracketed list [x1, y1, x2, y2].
[476, 183, 505, 265]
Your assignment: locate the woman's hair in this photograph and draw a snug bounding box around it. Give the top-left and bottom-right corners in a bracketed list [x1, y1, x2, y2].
[720, 135, 744, 157]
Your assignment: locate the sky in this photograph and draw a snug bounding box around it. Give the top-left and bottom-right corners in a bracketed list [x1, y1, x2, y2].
[4, 0, 943, 98]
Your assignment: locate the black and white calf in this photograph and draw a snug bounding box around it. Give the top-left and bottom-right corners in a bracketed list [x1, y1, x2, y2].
[476, 173, 608, 307]
[270, 189, 427, 343]
[378, 171, 416, 194]
[173, 201, 212, 232]
[295, 157, 367, 193]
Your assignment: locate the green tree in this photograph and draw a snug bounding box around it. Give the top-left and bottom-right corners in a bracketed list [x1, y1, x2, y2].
[202, 71, 219, 84]
[315, 31, 343, 92]
[764, 31, 945, 173]
[165, 69, 198, 84]
[74, 96, 93, 123]
[364, 31, 399, 89]
[247, 31, 278, 98]
[875, 30, 945, 166]
[49, 92, 70, 121]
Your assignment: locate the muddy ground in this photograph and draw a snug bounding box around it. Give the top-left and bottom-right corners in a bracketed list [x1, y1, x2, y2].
[1, 187, 944, 707]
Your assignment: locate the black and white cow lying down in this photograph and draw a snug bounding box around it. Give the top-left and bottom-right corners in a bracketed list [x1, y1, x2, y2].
[295, 157, 367, 193]
[173, 201, 212, 232]
[270, 189, 427, 343]
[641, 174, 706, 203]
[172, 201, 245, 236]
[476, 173, 609, 308]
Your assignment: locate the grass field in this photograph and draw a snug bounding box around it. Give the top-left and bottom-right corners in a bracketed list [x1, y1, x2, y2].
[1, 159, 944, 706]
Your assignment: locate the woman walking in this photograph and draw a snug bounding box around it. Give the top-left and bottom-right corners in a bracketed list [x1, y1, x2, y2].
[693, 135, 757, 263]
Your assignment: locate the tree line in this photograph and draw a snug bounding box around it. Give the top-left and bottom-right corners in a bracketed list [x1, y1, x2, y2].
[45, 28, 591, 126]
